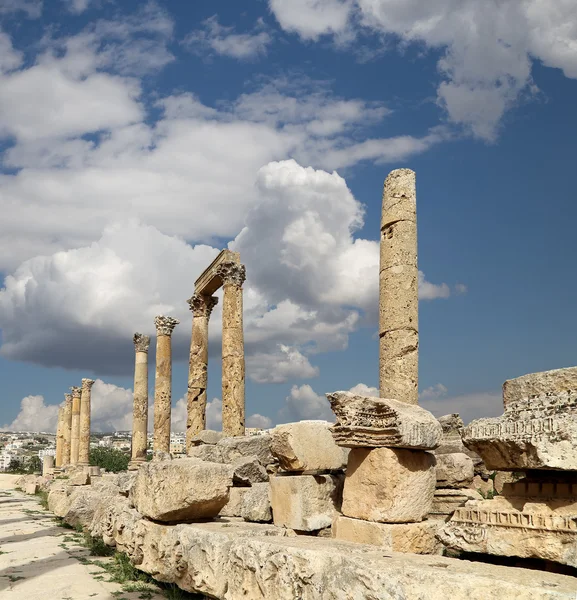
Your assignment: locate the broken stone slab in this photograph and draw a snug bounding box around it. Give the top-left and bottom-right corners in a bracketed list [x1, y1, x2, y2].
[326, 391, 442, 449]
[473, 475, 495, 497]
[332, 515, 441, 554]
[190, 429, 224, 446]
[270, 421, 347, 472]
[429, 488, 483, 521]
[218, 434, 275, 466]
[69, 471, 90, 486]
[240, 482, 272, 523]
[270, 474, 343, 532]
[25, 482, 39, 495]
[218, 487, 249, 518]
[435, 453, 474, 488]
[130, 458, 233, 522]
[342, 447, 436, 523]
[232, 455, 269, 486]
[463, 366, 577, 471]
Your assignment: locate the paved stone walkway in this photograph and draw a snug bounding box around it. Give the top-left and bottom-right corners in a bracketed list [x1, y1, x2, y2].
[0, 476, 164, 600]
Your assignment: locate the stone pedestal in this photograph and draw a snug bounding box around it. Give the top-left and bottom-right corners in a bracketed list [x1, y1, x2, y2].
[379, 168, 418, 405]
[61, 393, 73, 467]
[153, 315, 179, 455]
[55, 406, 64, 468]
[130, 333, 150, 469]
[70, 386, 82, 465]
[78, 378, 95, 466]
[42, 455, 55, 476]
[341, 447, 436, 523]
[186, 294, 218, 452]
[217, 262, 246, 437]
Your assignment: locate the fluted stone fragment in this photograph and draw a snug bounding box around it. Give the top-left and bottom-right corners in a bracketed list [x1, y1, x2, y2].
[78, 378, 95, 466]
[130, 333, 150, 468]
[70, 386, 82, 465]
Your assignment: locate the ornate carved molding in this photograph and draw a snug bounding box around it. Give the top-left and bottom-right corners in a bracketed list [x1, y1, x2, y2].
[187, 294, 218, 318]
[216, 262, 246, 288]
[154, 315, 180, 336]
[82, 378, 95, 391]
[133, 333, 151, 353]
[70, 386, 81, 398]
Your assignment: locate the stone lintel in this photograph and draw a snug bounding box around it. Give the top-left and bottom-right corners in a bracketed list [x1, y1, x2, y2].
[194, 249, 240, 296]
[503, 366, 577, 407]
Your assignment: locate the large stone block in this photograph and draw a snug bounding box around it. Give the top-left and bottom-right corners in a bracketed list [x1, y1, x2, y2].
[190, 429, 224, 446]
[188, 434, 275, 467]
[503, 366, 577, 406]
[435, 453, 474, 488]
[130, 458, 233, 522]
[232, 456, 269, 485]
[326, 391, 442, 449]
[240, 482, 272, 523]
[270, 421, 347, 472]
[342, 447, 435, 523]
[270, 474, 342, 531]
[332, 515, 441, 554]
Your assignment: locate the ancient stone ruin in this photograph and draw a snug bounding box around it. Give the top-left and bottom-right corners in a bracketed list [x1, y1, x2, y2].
[29, 169, 577, 599]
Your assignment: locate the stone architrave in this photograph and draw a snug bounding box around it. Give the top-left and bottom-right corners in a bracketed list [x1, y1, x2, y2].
[186, 293, 218, 452]
[55, 406, 64, 468]
[130, 333, 150, 468]
[462, 366, 577, 470]
[216, 261, 246, 437]
[153, 315, 179, 455]
[61, 393, 73, 467]
[379, 168, 418, 405]
[70, 386, 82, 465]
[326, 391, 442, 449]
[78, 378, 95, 466]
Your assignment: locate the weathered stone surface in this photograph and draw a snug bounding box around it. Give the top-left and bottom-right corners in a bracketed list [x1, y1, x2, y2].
[270, 421, 346, 472]
[115, 471, 137, 496]
[327, 391, 442, 449]
[130, 458, 233, 522]
[429, 488, 483, 520]
[218, 487, 249, 517]
[131, 333, 150, 466]
[187, 443, 225, 463]
[190, 429, 224, 446]
[473, 475, 495, 497]
[332, 515, 441, 554]
[240, 482, 272, 523]
[69, 471, 90, 486]
[65, 487, 116, 528]
[78, 378, 95, 466]
[435, 453, 474, 488]
[70, 386, 81, 465]
[494, 471, 524, 494]
[218, 434, 275, 466]
[25, 482, 38, 494]
[270, 474, 342, 531]
[342, 447, 435, 523]
[463, 367, 577, 470]
[232, 456, 268, 485]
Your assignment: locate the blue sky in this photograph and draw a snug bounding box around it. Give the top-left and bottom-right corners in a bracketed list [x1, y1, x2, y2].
[0, 0, 576, 432]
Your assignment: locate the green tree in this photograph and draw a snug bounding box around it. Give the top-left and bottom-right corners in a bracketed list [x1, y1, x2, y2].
[89, 447, 129, 473]
[7, 458, 25, 473]
[26, 455, 42, 474]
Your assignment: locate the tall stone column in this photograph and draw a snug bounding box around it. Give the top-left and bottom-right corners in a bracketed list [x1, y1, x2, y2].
[78, 378, 95, 466]
[55, 406, 64, 468]
[130, 333, 150, 468]
[216, 262, 246, 437]
[70, 386, 82, 465]
[379, 169, 419, 405]
[186, 293, 218, 451]
[61, 393, 73, 467]
[153, 315, 179, 455]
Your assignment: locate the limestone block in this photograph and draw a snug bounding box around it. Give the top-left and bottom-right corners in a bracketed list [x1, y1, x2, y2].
[435, 453, 474, 488]
[218, 434, 275, 466]
[240, 482, 272, 523]
[187, 444, 225, 463]
[115, 471, 137, 496]
[270, 421, 347, 472]
[473, 475, 494, 497]
[48, 484, 73, 517]
[270, 474, 342, 531]
[429, 488, 483, 520]
[190, 429, 224, 446]
[218, 487, 249, 517]
[342, 447, 435, 523]
[332, 515, 441, 554]
[130, 457, 233, 522]
[232, 456, 269, 486]
[327, 391, 442, 449]
[25, 482, 39, 494]
[64, 486, 117, 528]
[69, 471, 90, 486]
[503, 366, 577, 406]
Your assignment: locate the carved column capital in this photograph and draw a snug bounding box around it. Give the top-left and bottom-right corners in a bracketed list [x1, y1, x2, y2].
[64, 393, 72, 404]
[70, 386, 81, 398]
[82, 378, 95, 392]
[133, 332, 151, 353]
[154, 315, 180, 336]
[187, 294, 218, 318]
[216, 262, 246, 288]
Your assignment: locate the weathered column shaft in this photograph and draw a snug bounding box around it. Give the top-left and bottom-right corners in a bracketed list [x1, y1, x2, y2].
[61, 393, 73, 466]
[131, 333, 150, 466]
[379, 168, 418, 405]
[78, 378, 95, 466]
[218, 263, 246, 437]
[55, 407, 64, 468]
[153, 316, 179, 455]
[186, 294, 218, 451]
[70, 386, 82, 465]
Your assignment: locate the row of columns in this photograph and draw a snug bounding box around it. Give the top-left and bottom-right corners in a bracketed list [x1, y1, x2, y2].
[54, 379, 94, 469]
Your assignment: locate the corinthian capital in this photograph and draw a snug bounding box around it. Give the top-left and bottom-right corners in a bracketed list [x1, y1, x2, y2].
[133, 332, 151, 353]
[216, 262, 246, 288]
[70, 386, 81, 398]
[187, 294, 218, 318]
[82, 378, 95, 392]
[64, 393, 72, 405]
[154, 315, 180, 336]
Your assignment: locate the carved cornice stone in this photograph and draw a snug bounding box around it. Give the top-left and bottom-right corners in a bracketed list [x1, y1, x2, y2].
[154, 315, 180, 336]
[133, 333, 151, 353]
[70, 386, 81, 398]
[82, 378, 95, 391]
[216, 262, 246, 288]
[187, 294, 218, 318]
